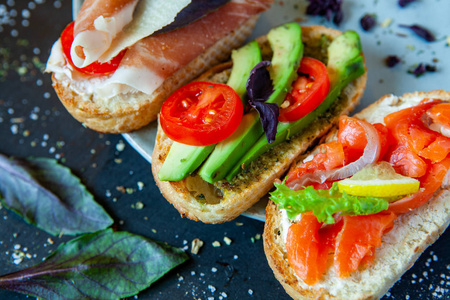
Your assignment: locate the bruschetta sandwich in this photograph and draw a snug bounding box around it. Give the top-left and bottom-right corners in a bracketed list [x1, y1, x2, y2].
[264, 90, 450, 299]
[151, 23, 367, 223]
[45, 0, 272, 133]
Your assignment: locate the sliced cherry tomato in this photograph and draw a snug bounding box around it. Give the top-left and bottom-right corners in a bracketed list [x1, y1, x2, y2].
[279, 57, 330, 122]
[60, 22, 126, 76]
[160, 81, 243, 146]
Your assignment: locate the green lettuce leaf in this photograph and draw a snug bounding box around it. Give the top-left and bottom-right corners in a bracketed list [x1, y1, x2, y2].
[0, 229, 189, 299]
[270, 182, 391, 224]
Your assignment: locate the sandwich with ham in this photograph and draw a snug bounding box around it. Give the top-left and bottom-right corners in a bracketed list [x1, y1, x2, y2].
[46, 0, 272, 133]
[264, 90, 450, 299]
[151, 23, 367, 223]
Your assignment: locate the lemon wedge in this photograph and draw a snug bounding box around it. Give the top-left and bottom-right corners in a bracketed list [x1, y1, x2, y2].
[337, 161, 420, 198]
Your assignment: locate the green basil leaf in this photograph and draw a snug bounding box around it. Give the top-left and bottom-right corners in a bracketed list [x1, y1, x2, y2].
[270, 182, 391, 224]
[0, 229, 188, 299]
[0, 154, 113, 236]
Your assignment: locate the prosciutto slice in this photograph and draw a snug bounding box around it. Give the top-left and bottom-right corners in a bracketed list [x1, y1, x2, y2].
[97, 0, 272, 96]
[71, 0, 192, 68]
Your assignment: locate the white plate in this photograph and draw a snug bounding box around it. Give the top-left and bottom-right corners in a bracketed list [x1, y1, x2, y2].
[75, 0, 450, 222]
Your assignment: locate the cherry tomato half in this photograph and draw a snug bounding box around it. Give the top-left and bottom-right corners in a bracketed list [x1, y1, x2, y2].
[279, 57, 330, 122]
[160, 82, 243, 146]
[60, 22, 126, 76]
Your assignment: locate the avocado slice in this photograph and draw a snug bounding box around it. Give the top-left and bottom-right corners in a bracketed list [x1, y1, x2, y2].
[225, 31, 366, 181]
[198, 23, 304, 184]
[157, 41, 262, 181]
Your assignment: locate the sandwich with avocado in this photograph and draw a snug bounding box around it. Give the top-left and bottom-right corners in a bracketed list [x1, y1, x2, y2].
[151, 23, 367, 223]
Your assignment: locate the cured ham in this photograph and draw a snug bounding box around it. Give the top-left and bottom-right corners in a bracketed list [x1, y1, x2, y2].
[71, 0, 192, 68]
[98, 0, 272, 96]
[47, 0, 272, 101]
[71, 0, 140, 68]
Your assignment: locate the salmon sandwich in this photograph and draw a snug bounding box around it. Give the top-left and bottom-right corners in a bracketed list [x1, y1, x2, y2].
[46, 0, 272, 133]
[264, 90, 450, 299]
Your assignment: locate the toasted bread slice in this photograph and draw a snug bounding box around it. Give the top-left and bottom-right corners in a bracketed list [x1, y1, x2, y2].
[50, 16, 259, 133]
[151, 25, 367, 223]
[263, 90, 450, 299]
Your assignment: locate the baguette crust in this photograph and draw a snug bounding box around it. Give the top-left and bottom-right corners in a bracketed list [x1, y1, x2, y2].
[51, 16, 259, 133]
[151, 25, 367, 223]
[263, 90, 450, 299]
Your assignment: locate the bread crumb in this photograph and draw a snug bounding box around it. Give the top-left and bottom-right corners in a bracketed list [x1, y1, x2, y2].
[235, 222, 243, 226]
[212, 241, 221, 247]
[380, 18, 392, 28]
[191, 238, 204, 255]
[223, 237, 232, 245]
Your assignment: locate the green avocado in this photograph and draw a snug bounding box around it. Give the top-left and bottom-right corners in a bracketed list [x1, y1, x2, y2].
[198, 23, 304, 184]
[157, 41, 262, 181]
[225, 31, 366, 181]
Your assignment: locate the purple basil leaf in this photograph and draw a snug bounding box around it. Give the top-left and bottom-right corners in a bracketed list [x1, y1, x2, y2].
[385, 55, 401, 67]
[360, 14, 376, 31]
[247, 61, 273, 102]
[0, 229, 188, 299]
[306, 0, 343, 25]
[253, 102, 279, 143]
[154, 0, 230, 35]
[399, 0, 416, 7]
[408, 63, 426, 77]
[407, 63, 436, 77]
[425, 64, 437, 72]
[0, 154, 113, 236]
[399, 24, 436, 42]
[246, 61, 278, 143]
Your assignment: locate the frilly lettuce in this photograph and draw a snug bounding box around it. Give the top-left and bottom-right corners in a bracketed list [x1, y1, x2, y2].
[270, 181, 391, 224]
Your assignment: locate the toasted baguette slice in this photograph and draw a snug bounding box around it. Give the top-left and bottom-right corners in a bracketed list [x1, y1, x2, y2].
[151, 26, 367, 223]
[50, 16, 259, 133]
[263, 90, 450, 300]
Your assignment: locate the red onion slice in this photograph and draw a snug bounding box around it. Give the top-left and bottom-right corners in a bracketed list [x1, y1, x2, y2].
[287, 119, 381, 190]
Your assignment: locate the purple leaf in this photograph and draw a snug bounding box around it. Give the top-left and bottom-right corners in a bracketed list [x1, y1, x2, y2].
[385, 55, 401, 67]
[399, 24, 436, 42]
[246, 61, 278, 143]
[360, 14, 376, 31]
[306, 0, 343, 25]
[0, 229, 188, 299]
[0, 154, 113, 236]
[154, 0, 230, 35]
[399, 0, 416, 7]
[408, 63, 437, 77]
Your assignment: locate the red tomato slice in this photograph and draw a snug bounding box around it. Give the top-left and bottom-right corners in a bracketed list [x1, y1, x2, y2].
[334, 212, 396, 277]
[60, 22, 126, 76]
[160, 81, 243, 146]
[279, 57, 330, 122]
[286, 212, 328, 285]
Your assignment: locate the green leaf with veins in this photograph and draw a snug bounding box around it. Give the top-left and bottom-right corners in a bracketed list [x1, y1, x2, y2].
[0, 154, 113, 236]
[0, 229, 189, 300]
